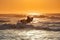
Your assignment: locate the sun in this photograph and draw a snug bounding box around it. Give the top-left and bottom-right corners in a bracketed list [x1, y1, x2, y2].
[27, 12, 40, 16]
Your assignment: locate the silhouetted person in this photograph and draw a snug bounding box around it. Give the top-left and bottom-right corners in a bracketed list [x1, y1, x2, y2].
[26, 16, 33, 23]
[20, 16, 33, 23]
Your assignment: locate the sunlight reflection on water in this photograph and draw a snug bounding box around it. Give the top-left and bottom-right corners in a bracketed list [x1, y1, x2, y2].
[0, 17, 60, 40]
[16, 29, 60, 40]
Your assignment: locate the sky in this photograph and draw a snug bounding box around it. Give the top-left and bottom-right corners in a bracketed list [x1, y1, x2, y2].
[0, 0, 60, 14]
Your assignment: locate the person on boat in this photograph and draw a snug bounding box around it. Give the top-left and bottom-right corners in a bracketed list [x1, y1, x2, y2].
[20, 16, 33, 23]
[16, 16, 33, 28]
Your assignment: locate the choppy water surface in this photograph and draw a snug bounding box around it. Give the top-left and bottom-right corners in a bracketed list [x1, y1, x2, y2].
[0, 17, 60, 40]
[0, 29, 60, 40]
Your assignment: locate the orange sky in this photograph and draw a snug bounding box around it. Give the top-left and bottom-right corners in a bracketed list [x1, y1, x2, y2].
[0, 0, 60, 14]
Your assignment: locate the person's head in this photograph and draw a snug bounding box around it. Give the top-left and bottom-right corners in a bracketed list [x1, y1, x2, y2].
[27, 16, 33, 19]
[26, 16, 33, 23]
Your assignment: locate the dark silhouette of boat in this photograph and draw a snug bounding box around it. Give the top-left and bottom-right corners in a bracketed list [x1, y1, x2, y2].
[16, 16, 33, 28]
[17, 16, 33, 24]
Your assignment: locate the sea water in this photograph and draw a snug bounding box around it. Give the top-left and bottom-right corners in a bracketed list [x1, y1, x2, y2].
[0, 17, 60, 40]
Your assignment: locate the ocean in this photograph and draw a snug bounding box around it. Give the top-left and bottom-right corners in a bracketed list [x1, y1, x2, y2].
[0, 17, 60, 40]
